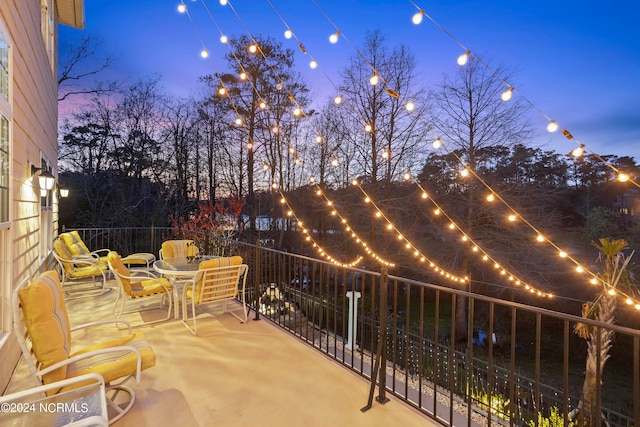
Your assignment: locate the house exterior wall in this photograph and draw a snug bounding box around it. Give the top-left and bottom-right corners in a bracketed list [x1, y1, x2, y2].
[0, 0, 66, 393]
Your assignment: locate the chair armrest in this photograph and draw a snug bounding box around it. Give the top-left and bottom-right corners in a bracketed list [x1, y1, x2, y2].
[90, 249, 110, 257]
[38, 345, 143, 384]
[129, 270, 161, 279]
[71, 318, 132, 333]
[0, 372, 105, 402]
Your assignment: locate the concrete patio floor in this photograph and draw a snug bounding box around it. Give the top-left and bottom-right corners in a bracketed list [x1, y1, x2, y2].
[6, 278, 440, 427]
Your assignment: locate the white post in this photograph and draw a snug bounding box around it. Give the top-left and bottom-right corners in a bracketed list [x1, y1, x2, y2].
[345, 291, 361, 350]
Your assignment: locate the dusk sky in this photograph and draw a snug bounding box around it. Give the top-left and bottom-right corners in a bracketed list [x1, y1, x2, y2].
[58, 0, 640, 160]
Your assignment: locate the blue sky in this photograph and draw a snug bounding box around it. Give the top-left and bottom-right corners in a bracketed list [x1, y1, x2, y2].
[59, 0, 640, 160]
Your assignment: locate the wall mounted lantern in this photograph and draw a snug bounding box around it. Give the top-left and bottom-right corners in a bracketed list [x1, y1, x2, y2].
[30, 164, 55, 190]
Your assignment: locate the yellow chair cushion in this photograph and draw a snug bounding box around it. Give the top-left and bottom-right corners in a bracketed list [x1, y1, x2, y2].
[109, 251, 171, 297]
[18, 271, 72, 385]
[161, 240, 195, 258]
[60, 231, 91, 257]
[198, 256, 243, 270]
[66, 332, 156, 387]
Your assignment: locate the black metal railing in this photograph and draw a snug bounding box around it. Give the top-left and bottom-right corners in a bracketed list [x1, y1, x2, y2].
[66, 227, 640, 427]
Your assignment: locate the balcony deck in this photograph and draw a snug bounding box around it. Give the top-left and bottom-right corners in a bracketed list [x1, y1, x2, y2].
[6, 279, 439, 427]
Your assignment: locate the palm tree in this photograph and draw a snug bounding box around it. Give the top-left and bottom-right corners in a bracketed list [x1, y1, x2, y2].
[573, 238, 634, 427]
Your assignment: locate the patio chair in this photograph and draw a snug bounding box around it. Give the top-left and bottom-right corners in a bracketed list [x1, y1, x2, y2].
[53, 238, 109, 296]
[13, 271, 157, 425]
[181, 256, 248, 336]
[107, 251, 173, 326]
[59, 230, 110, 264]
[159, 239, 199, 259]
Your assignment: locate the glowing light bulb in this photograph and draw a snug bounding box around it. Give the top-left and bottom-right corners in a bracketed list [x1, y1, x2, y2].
[218, 87, 226, 96]
[272, 126, 279, 134]
[547, 120, 558, 132]
[412, 10, 424, 25]
[434, 208, 441, 215]
[259, 101, 267, 109]
[309, 60, 318, 69]
[404, 172, 411, 180]
[536, 234, 545, 242]
[248, 44, 258, 54]
[234, 117, 242, 126]
[365, 197, 371, 203]
[331, 159, 339, 166]
[501, 87, 514, 101]
[200, 49, 209, 58]
[276, 82, 283, 90]
[405, 101, 415, 112]
[352, 179, 358, 185]
[433, 137, 442, 149]
[508, 214, 517, 222]
[369, 74, 379, 86]
[177, 4, 187, 13]
[460, 168, 469, 177]
[618, 173, 630, 182]
[220, 35, 228, 44]
[457, 50, 470, 66]
[329, 31, 340, 44]
[572, 145, 584, 157]
[315, 135, 323, 143]
[576, 266, 584, 273]
[293, 108, 302, 116]
[239, 72, 247, 80]
[334, 95, 343, 104]
[421, 192, 428, 199]
[559, 250, 568, 258]
[284, 29, 293, 39]
[365, 124, 372, 132]
[220, 0, 228, 5]
[486, 193, 495, 202]
[448, 223, 455, 230]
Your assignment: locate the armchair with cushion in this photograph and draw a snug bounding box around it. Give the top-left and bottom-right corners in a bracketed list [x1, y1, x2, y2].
[53, 238, 109, 296]
[59, 230, 110, 264]
[13, 271, 157, 424]
[159, 239, 199, 260]
[182, 256, 248, 335]
[107, 251, 173, 326]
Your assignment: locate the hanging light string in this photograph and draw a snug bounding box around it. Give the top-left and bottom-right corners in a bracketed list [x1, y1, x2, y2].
[177, 1, 210, 58]
[409, 0, 640, 191]
[263, 0, 395, 146]
[310, 182, 396, 267]
[195, 0, 307, 160]
[277, 188, 363, 267]
[433, 140, 640, 308]
[352, 176, 554, 294]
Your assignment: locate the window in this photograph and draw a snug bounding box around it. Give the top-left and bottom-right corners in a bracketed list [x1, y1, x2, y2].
[0, 22, 10, 336]
[0, 27, 10, 224]
[40, 0, 55, 73]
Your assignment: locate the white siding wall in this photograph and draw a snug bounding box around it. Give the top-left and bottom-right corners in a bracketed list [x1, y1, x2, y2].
[0, 0, 60, 393]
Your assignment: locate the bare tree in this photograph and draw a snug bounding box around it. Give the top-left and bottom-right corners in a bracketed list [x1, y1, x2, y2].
[430, 56, 533, 339]
[58, 34, 117, 102]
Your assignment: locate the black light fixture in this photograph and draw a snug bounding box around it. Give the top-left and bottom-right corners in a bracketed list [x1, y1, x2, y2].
[30, 164, 55, 190]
